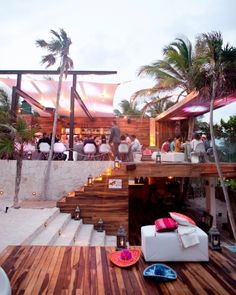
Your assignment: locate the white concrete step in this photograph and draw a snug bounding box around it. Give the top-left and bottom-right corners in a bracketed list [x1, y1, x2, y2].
[30, 213, 71, 245]
[74, 224, 94, 246]
[90, 230, 106, 246]
[21, 207, 60, 245]
[53, 219, 82, 246]
[105, 235, 117, 247]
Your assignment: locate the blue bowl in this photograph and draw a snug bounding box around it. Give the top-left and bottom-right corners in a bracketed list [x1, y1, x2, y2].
[143, 263, 177, 282]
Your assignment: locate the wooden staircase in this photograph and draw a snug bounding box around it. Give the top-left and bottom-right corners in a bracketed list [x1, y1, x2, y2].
[57, 166, 129, 235]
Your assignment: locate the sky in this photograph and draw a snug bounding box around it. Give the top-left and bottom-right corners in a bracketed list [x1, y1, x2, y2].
[0, 0, 236, 122]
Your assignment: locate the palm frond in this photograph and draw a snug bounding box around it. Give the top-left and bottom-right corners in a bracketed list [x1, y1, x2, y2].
[0, 137, 14, 157]
[41, 54, 56, 68]
[48, 40, 63, 53]
[35, 40, 48, 48]
[59, 28, 68, 42]
[50, 30, 62, 42]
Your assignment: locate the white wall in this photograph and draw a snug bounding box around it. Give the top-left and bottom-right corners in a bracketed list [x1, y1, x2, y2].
[0, 160, 113, 202]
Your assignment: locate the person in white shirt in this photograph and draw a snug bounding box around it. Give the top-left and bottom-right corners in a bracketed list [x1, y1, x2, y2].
[191, 133, 203, 151]
[130, 135, 141, 152]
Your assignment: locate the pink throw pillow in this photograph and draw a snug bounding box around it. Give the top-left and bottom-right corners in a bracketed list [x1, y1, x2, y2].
[169, 212, 196, 226]
[155, 217, 178, 232]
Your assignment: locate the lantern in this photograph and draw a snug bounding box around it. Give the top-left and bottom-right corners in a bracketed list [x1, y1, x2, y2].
[74, 206, 80, 220]
[97, 218, 104, 232]
[116, 225, 127, 250]
[209, 226, 221, 251]
[87, 174, 93, 186]
[27, 151, 32, 160]
[156, 151, 161, 163]
[114, 159, 121, 169]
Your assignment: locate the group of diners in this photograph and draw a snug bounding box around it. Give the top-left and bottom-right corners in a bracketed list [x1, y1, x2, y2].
[160, 132, 213, 161]
[22, 130, 142, 161]
[74, 132, 142, 161]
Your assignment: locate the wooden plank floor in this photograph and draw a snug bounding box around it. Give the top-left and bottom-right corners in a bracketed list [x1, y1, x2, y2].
[0, 245, 235, 294]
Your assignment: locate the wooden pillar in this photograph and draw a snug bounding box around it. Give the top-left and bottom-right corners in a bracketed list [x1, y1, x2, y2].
[205, 177, 217, 227]
[68, 74, 76, 161]
[149, 118, 156, 146]
[187, 117, 195, 140]
[156, 121, 160, 149]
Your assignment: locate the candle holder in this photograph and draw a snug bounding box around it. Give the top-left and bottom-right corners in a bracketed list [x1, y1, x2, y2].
[116, 225, 127, 250]
[74, 206, 81, 220]
[87, 174, 93, 186]
[97, 218, 104, 232]
[114, 159, 121, 169]
[156, 151, 161, 163]
[209, 226, 221, 251]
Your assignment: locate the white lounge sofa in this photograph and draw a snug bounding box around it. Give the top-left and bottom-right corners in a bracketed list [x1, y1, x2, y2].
[152, 152, 185, 162]
[141, 225, 209, 262]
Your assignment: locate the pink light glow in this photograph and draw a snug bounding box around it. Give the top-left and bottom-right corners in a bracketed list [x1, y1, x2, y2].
[170, 116, 187, 120]
[183, 105, 208, 113]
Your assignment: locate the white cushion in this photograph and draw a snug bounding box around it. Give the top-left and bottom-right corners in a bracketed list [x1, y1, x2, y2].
[152, 152, 185, 162]
[141, 225, 209, 262]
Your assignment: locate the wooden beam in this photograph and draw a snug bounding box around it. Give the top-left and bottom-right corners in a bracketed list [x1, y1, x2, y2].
[15, 87, 53, 115]
[0, 70, 117, 75]
[73, 88, 94, 121]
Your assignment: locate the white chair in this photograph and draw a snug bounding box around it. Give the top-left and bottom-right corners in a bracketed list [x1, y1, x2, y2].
[83, 143, 96, 160]
[118, 143, 129, 162]
[0, 267, 11, 295]
[53, 142, 67, 160]
[39, 142, 50, 160]
[99, 143, 111, 160]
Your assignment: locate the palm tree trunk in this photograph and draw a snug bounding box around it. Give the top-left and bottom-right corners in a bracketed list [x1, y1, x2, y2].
[41, 63, 66, 200]
[14, 154, 23, 208]
[209, 80, 236, 240]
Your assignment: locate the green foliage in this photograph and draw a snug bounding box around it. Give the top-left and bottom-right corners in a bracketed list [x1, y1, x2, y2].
[0, 118, 37, 159]
[114, 100, 141, 117]
[0, 89, 11, 124]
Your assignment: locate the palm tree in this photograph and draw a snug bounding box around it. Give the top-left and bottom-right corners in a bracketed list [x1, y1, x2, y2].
[196, 31, 236, 239]
[131, 37, 205, 113]
[0, 89, 11, 124]
[0, 118, 36, 208]
[114, 99, 141, 117]
[36, 28, 73, 199]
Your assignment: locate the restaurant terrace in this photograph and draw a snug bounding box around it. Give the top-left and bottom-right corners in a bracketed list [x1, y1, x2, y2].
[0, 70, 236, 294]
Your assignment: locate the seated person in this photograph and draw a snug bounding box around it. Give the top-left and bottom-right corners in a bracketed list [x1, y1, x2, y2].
[83, 134, 96, 147]
[161, 138, 172, 153]
[174, 135, 182, 152]
[100, 134, 107, 144]
[130, 134, 141, 152]
[37, 132, 51, 151]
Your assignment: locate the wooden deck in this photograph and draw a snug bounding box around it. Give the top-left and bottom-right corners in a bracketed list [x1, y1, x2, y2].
[0, 245, 235, 294]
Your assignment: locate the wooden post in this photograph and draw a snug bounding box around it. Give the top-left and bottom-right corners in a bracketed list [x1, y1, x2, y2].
[149, 118, 156, 146]
[68, 74, 76, 161]
[187, 117, 195, 140]
[205, 177, 217, 227]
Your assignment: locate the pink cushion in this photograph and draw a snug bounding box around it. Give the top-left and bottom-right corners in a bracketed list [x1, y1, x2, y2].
[155, 217, 178, 232]
[169, 212, 196, 226]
